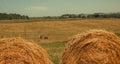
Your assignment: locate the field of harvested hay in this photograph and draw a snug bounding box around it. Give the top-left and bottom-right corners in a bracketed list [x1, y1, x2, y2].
[0, 18, 120, 43]
[0, 18, 120, 64]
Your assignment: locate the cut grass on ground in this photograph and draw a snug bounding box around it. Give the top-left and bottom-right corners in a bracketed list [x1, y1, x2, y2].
[39, 42, 67, 64]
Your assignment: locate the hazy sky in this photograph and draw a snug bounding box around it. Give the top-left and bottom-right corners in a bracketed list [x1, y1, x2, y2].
[0, 0, 120, 17]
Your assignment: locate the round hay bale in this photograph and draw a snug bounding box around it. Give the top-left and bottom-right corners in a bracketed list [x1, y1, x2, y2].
[0, 37, 52, 64]
[62, 30, 120, 64]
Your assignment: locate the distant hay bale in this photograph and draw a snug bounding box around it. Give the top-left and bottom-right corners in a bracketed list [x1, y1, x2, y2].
[62, 30, 120, 64]
[0, 37, 52, 64]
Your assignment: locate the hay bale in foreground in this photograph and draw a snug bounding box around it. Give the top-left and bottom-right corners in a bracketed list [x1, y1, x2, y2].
[0, 37, 52, 64]
[62, 30, 120, 64]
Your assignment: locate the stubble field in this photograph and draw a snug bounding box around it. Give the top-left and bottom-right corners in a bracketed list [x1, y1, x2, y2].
[0, 18, 120, 64]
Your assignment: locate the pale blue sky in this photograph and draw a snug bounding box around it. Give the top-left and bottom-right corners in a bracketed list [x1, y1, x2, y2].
[0, 0, 120, 17]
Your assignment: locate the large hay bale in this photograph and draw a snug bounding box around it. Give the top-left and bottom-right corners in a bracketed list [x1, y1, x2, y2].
[62, 30, 120, 64]
[0, 37, 52, 64]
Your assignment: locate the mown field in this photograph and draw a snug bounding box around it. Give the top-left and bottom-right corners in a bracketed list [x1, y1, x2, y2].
[0, 18, 120, 64]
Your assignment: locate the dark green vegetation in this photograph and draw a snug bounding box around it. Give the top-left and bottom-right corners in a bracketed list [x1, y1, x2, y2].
[0, 12, 120, 20]
[0, 13, 29, 20]
[61, 12, 120, 18]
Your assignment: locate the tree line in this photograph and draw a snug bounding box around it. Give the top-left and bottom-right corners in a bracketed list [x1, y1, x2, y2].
[1, 12, 120, 20]
[38, 12, 120, 19]
[61, 12, 120, 18]
[0, 13, 29, 20]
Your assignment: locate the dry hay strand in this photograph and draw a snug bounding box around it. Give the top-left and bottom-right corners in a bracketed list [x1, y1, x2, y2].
[62, 30, 120, 64]
[0, 37, 52, 64]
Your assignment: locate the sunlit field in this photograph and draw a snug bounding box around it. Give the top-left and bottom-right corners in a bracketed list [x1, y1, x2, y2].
[0, 18, 120, 64]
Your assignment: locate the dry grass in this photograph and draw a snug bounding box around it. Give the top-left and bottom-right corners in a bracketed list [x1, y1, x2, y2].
[62, 30, 120, 64]
[0, 19, 120, 64]
[0, 19, 120, 43]
[0, 37, 52, 64]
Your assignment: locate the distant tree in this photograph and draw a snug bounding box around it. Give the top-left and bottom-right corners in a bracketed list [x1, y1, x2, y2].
[0, 13, 29, 20]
